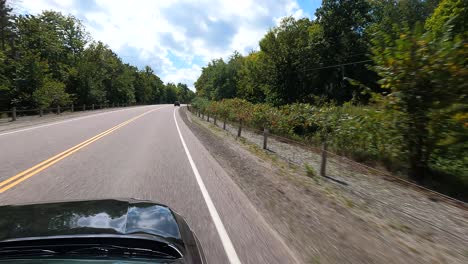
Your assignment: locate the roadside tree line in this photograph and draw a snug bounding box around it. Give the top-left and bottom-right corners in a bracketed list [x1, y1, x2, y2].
[193, 0, 467, 193]
[0, 1, 195, 111]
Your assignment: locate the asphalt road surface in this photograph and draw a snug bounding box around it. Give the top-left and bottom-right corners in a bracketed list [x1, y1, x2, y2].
[0, 105, 299, 264]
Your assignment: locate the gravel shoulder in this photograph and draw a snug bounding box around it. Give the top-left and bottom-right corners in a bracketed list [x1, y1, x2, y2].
[182, 108, 468, 264]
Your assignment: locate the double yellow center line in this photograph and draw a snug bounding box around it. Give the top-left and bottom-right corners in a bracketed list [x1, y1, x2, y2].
[0, 107, 162, 193]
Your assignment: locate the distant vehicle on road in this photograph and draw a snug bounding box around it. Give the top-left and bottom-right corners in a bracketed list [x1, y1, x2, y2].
[174, 101, 181, 106]
[0, 199, 206, 263]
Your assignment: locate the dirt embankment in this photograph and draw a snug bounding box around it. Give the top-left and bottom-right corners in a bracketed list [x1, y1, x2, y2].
[181, 108, 468, 264]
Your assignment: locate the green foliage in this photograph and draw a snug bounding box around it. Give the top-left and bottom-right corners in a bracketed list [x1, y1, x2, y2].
[176, 83, 195, 103]
[304, 163, 317, 178]
[275, 103, 319, 136]
[249, 103, 280, 129]
[0, 9, 190, 110]
[206, 101, 220, 117]
[258, 17, 317, 105]
[223, 98, 253, 122]
[237, 52, 268, 103]
[370, 18, 467, 180]
[191, 97, 210, 114]
[33, 78, 71, 108]
[425, 0, 466, 38]
[216, 99, 231, 120]
[194, 52, 242, 101]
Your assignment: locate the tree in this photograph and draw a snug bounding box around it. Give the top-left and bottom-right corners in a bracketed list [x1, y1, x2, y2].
[0, 49, 11, 109]
[74, 41, 109, 104]
[258, 17, 317, 105]
[194, 58, 233, 100]
[164, 82, 178, 103]
[425, 0, 466, 38]
[33, 78, 70, 108]
[0, 0, 13, 51]
[368, 0, 441, 34]
[314, 0, 375, 103]
[237, 51, 269, 103]
[175, 83, 195, 103]
[0, 0, 15, 109]
[371, 22, 467, 182]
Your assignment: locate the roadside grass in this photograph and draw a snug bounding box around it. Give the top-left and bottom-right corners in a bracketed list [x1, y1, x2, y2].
[304, 163, 317, 178]
[191, 110, 381, 214]
[187, 109, 468, 264]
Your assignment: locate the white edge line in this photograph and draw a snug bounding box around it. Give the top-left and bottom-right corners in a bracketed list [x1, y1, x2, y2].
[173, 108, 242, 264]
[0, 105, 154, 137]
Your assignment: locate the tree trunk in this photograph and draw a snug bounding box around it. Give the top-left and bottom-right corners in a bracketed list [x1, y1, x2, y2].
[223, 119, 226, 130]
[407, 112, 430, 184]
[237, 121, 242, 137]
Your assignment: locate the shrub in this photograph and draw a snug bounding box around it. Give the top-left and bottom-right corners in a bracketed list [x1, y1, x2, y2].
[304, 163, 317, 178]
[222, 98, 253, 123]
[249, 103, 280, 130]
[191, 97, 210, 114]
[276, 103, 319, 136]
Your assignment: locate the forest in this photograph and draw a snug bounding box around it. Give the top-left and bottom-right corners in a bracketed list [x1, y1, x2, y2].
[193, 0, 467, 196]
[0, 0, 194, 111]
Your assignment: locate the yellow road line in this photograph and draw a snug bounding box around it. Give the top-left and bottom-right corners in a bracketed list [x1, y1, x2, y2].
[0, 107, 163, 193]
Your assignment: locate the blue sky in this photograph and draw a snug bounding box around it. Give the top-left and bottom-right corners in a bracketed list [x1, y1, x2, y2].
[19, 0, 321, 89]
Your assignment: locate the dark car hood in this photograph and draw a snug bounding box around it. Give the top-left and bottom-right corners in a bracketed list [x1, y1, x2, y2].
[0, 199, 189, 250]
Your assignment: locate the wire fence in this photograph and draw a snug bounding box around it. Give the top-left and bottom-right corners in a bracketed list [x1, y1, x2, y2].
[0, 103, 134, 123]
[187, 107, 467, 210]
[187, 107, 468, 244]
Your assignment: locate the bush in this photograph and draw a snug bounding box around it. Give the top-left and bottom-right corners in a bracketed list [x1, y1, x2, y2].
[276, 103, 318, 136]
[320, 104, 405, 167]
[191, 97, 210, 114]
[222, 98, 253, 123]
[197, 97, 466, 195]
[249, 103, 280, 130]
[33, 79, 71, 108]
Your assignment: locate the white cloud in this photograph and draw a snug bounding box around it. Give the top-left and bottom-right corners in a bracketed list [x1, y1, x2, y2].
[18, 0, 306, 89]
[164, 65, 203, 87]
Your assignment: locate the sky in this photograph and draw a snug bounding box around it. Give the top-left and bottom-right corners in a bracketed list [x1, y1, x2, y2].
[17, 0, 321, 90]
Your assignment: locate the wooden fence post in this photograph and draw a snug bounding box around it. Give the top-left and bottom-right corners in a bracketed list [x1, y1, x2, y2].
[214, 115, 217, 125]
[207, 113, 210, 122]
[39, 108, 43, 117]
[237, 120, 242, 137]
[83, 104, 86, 111]
[57, 105, 61, 115]
[92, 104, 95, 110]
[223, 119, 226, 130]
[11, 107, 16, 121]
[263, 127, 269, 150]
[320, 141, 328, 177]
[71, 104, 74, 112]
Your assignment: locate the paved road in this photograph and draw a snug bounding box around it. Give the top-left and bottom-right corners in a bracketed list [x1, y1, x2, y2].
[0, 105, 298, 264]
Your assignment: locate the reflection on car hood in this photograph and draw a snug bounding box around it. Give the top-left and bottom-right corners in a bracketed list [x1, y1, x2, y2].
[0, 199, 182, 244]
